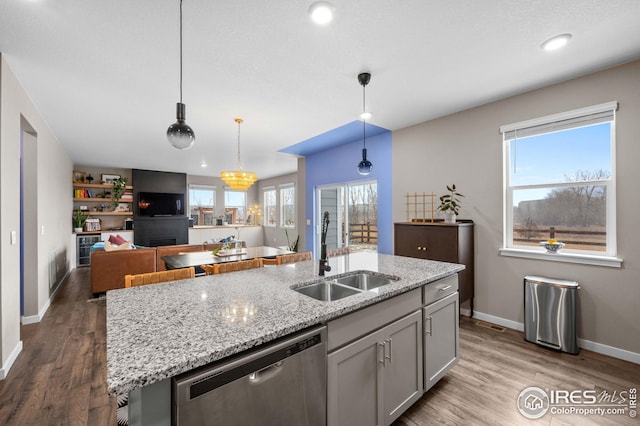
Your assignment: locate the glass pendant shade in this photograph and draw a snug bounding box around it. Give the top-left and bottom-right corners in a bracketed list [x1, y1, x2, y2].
[220, 118, 257, 190]
[356, 72, 373, 175]
[357, 148, 373, 175]
[167, 103, 195, 150]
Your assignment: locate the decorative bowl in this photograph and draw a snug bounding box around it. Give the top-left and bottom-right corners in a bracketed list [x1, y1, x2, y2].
[540, 241, 565, 253]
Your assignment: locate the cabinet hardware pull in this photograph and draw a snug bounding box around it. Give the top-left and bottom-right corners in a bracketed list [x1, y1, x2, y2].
[378, 342, 386, 364]
[425, 316, 433, 336]
[386, 338, 392, 364]
[437, 285, 452, 291]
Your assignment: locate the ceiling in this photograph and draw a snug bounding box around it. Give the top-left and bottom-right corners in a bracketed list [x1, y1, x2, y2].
[1, 1, 639, 180]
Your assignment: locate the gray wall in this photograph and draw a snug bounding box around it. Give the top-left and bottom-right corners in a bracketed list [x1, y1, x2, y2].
[1, 54, 73, 374]
[256, 172, 300, 249]
[392, 60, 640, 356]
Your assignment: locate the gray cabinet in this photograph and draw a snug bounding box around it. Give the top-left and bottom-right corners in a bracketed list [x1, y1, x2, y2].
[327, 310, 423, 426]
[423, 291, 459, 391]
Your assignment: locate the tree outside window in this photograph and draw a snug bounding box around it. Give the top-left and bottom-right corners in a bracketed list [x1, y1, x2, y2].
[264, 188, 276, 227]
[189, 185, 215, 225]
[280, 184, 295, 228]
[224, 190, 246, 224]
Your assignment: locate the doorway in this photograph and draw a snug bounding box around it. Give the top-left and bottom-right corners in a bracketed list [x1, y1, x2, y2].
[316, 180, 378, 255]
[20, 117, 38, 319]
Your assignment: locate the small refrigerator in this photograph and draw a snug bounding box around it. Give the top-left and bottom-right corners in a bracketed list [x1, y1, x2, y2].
[76, 234, 100, 267]
[524, 275, 580, 354]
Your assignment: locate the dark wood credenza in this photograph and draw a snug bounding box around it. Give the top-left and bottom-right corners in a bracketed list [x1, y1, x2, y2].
[394, 221, 475, 315]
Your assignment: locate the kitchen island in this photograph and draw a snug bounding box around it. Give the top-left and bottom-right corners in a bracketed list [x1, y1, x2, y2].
[107, 252, 464, 425]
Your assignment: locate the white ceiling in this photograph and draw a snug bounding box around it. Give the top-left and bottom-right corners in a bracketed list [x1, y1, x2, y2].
[1, 0, 639, 179]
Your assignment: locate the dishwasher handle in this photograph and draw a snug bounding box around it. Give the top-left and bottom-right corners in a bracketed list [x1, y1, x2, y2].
[248, 361, 284, 384]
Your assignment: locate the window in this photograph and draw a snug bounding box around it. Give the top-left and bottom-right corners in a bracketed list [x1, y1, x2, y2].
[224, 190, 246, 224]
[264, 187, 276, 227]
[280, 184, 295, 228]
[501, 102, 618, 262]
[188, 185, 215, 225]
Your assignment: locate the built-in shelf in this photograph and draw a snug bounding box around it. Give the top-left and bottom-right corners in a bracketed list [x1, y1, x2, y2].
[72, 183, 133, 190]
[73, 198, 132, 202]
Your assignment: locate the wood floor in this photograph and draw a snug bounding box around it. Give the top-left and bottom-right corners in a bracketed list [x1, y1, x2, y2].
[0, 267, 116, 426]
[0, 267, 638, 425]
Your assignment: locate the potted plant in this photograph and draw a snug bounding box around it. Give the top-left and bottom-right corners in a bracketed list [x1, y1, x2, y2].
[73, 209, 88, 232]
[438, 184, 464, 223]
[111, 177, 128, 206]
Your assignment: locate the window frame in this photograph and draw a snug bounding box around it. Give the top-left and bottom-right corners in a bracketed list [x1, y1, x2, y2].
[224, 189, 247, 225]
[188, 184, 216, 226]
[279, 183, 295, 229]
[263, 187, 277, 228]
[499, 101, 622, 267]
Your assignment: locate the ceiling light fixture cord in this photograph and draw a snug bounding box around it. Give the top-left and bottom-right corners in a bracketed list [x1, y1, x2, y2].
[236, 118, 243, 170]
[362, 82, 366, 149]
[179, 0, 183, 104]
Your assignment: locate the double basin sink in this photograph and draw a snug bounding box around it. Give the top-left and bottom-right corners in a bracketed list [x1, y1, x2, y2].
[293, 271, 400, 302]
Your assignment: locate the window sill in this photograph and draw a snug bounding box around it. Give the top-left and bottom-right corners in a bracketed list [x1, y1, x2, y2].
[499, 247, 623, 268]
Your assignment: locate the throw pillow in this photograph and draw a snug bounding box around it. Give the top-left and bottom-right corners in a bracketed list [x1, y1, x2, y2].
[109, 234, 128, 246]
[104, 241, 133, 252]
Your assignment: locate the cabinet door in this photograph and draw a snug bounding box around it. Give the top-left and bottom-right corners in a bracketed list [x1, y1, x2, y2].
[327, 331, 384, 426]
[383, 310, 423, 425]
[423, 292, 459, 391]
[394, 224, 457, 261]
[394, 225, 427, 259]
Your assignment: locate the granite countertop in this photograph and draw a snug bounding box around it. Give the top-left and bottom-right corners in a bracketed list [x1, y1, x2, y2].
[106, 252, 464, 396]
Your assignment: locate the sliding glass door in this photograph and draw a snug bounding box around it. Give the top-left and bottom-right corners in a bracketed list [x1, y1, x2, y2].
[316, 181, 378, 255]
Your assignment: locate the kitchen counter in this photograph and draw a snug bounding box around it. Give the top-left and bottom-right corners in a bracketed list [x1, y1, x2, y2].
[106, 252, 464, 396]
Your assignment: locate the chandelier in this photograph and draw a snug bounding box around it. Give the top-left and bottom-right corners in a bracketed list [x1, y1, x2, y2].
[220, 118, 257, 190]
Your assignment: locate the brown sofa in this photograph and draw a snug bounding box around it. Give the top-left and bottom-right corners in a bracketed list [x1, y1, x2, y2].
[90, 247, 157, 294]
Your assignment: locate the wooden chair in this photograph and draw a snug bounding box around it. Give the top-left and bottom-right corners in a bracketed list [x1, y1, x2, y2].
[200, 264, 216, 276]
[260, 257, 279, 266]
[327, 246, 351, 257]
[276, 251, 313, 265]
[124, 267, 195, 288]
[211, 258, 263, 274]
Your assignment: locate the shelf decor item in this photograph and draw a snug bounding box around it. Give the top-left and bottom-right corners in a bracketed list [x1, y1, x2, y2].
[111, 177, 128, 206]
[73, 209, 88, 232]
[438, 184, 464, 223]
[540, 240, 565, 253]
[73, 170, 87, 183]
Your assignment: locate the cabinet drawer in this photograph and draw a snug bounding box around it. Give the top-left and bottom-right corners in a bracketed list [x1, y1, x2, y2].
[423, 274, 458, 305]
[327, 288, 422, 352]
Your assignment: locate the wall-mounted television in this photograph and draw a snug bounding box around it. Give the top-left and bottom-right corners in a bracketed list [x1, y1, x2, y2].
[137, 192, 185, 216]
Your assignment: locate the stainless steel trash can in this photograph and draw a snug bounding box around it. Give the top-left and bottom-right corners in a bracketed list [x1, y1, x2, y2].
[524, 275, 580, 354]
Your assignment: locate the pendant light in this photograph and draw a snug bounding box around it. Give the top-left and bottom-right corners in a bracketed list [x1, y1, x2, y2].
[167, 0, 195, 150]
[220, 118, 257, 190]
[357, 72, 373, 175]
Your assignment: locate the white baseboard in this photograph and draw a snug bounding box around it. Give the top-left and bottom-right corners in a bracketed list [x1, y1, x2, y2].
[473, 311, 524, 332]
[21, 270, 69, 325]
[472, 311, 640, 365]
[0, 341, 23, 380]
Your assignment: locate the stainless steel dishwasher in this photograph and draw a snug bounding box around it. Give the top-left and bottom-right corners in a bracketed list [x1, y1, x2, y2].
[172, 326, 327, 426]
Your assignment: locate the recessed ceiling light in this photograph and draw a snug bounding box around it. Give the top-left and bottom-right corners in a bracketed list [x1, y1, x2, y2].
[309, 1, 335, 25]
[360, 112, 372, 120]
[200, 160, 207, 168]
[541, 33, 572, 51]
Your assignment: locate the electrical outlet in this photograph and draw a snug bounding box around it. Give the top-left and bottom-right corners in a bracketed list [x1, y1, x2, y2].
[10, 231, 17, 245]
